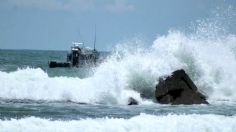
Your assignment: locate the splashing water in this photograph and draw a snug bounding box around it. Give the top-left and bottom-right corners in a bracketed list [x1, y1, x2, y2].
[0, 28, 235, 104]
[0, 6, 236, 105]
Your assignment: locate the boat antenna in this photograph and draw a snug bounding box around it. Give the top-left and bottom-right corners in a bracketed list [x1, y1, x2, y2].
[93, 25, 96, 51]
[78, 28, 85, 47]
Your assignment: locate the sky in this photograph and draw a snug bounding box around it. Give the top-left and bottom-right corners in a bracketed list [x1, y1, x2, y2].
[0, 0, 235, 51]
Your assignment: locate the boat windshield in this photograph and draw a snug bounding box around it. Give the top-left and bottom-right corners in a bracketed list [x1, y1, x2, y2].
[72, 42, 83, 48]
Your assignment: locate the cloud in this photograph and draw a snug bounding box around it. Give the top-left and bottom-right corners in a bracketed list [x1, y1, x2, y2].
[105, 0, 135, 13]
[7, 0, 95, 12]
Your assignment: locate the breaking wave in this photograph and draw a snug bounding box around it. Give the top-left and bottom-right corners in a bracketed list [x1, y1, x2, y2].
[0, 7, 236, 104]
[0, 114, 236, 132]
[0, 30, 236, 104]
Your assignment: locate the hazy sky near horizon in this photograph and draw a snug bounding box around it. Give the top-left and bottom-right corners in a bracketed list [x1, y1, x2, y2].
[0, 0, 235, 51]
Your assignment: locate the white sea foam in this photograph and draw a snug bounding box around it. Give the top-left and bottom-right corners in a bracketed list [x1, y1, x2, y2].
[0, 29, 236, 104]
[0, 66, 154, 105]
[0, 10, 236, 104]
[0, 114, 235, 132]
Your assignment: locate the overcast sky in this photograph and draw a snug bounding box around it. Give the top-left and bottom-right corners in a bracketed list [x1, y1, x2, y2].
[0, 0, 235, 51]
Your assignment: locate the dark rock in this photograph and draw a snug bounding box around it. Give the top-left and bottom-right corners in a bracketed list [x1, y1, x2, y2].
[155, 69, 208, 105]
[128, 97, 138, 105]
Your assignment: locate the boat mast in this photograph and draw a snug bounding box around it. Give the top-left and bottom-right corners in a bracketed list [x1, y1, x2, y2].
[93, 25, 96, 51]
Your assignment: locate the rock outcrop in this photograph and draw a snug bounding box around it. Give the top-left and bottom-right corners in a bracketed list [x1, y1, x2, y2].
[128, 97, 138, 105]
[155, 69, 208, 105]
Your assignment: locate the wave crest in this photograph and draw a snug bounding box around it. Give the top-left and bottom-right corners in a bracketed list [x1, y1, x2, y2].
[0, 114, 236, 132]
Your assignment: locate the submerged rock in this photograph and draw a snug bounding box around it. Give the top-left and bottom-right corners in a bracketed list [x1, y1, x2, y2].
[155, 69, 208, 105]
[128, 97, 138, 105]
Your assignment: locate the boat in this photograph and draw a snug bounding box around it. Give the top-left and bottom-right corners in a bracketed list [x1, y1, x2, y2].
[49, 42, 99, 68]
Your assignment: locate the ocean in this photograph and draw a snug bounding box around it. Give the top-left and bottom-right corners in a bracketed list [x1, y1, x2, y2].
[1, 21, 236, 132]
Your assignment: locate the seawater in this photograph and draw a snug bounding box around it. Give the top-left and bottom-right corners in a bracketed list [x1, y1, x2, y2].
[1, 13, 236, 132]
